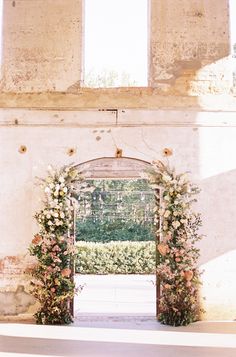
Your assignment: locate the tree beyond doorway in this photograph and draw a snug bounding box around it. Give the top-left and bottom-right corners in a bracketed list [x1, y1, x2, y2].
[76, 179, 155, 243]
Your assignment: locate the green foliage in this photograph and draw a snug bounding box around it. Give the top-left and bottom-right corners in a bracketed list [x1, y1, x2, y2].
[84, 68, 137, 88]
[76, 219, 154, 242]
[76, 179, 155, 243]
[75, 241, 156, 274]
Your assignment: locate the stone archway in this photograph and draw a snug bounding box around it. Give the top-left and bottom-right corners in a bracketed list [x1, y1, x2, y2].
[74, 157, 159, 317]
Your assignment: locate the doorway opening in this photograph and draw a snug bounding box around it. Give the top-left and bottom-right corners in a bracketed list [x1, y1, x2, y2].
[73, 157, 159, 323]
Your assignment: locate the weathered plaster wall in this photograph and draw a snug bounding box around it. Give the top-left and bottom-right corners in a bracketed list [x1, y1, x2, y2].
[150, 0, 232, 94]
[1, 0, 83, 92]
[0, 0, 236, 321]
[1, 110, 236, 320]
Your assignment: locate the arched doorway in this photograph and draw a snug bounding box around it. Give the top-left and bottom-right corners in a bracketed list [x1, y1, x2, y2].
[73, 157, 159, 319]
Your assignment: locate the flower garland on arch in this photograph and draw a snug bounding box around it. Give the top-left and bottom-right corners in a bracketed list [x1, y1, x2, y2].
[28, 164, 87, 325]
[148, 160, 203, 326]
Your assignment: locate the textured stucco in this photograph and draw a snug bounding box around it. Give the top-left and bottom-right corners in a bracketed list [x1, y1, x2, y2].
[150, 0, 231, 94]
[1, 0, 83, 92]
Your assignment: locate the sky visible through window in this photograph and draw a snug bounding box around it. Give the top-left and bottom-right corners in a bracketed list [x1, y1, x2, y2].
[230, 0, 236, 53]
[84, 0, 148, 87]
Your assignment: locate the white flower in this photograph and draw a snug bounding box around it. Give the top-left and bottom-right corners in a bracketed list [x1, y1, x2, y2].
[164, 195, 170, 201]
[172, 221, 181, 229]
[59, 177, 65, 183]
[162, 174, 172, 182]
[55, 219, 60, 226]
[53, 191, 59, 197]
[60, 212, 65, 219]
[44, 187, 50, 193]
[48, 220, 53, 226]
[54, 212, 59, 218]
[164, 210, 171, 218]
[173, 211, 178, 216]
[49, 183, 54, 189]
[46, 214, 51, 219]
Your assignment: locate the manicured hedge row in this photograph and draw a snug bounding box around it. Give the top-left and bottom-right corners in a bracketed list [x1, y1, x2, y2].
[75, 241, 156, 274]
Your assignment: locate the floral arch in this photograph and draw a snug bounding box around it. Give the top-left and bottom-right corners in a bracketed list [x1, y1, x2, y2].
[28, 159, 202, 326]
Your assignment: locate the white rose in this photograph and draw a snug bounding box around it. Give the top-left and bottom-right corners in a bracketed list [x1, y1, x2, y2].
[59, 177, 65, 183]
[46, 214, 51, 219]
[54, 212, 59, 218]
[164, 210, 171, 218]
[48, 220, 53, 226]
[162, 174, 172, 182]
[172, 221, 180, 229]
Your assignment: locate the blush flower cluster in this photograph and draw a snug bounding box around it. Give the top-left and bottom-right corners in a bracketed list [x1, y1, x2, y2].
[148, 160, 203, 326]
[28, 165, 84, 325]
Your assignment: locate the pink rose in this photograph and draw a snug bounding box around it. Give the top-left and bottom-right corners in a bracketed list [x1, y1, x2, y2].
[61, 268, 71, 277]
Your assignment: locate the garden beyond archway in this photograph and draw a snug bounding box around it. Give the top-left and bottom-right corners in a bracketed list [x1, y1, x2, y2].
[74, 157, 160, 317]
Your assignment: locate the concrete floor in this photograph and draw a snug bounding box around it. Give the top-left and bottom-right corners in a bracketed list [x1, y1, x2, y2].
[1, 275, 236, 356]
[1, 320, 236, 357]
[75, 274, 156, 315]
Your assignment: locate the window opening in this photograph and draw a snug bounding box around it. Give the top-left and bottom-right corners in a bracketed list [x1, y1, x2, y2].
[229, 0, 236, 87]
[83, 0, 148, 88]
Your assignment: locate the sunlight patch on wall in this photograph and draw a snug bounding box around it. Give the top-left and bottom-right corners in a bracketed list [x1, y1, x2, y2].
[198, 127, 236, 179]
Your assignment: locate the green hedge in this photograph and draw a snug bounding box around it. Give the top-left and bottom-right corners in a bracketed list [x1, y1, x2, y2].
[75, 241, 156, 274]
[76, 219, 155, 242]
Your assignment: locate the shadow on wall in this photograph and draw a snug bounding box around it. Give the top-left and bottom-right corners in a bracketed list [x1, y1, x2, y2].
[0, 285, 35, 316]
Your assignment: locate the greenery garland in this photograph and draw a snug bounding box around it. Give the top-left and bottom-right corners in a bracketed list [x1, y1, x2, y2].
[148, 160, 203, 326]
[28, 165, 86, 325]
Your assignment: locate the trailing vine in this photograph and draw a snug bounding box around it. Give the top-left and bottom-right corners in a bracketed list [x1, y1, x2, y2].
[148, 160, 203, 326]
[28, 165, 86, 325]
